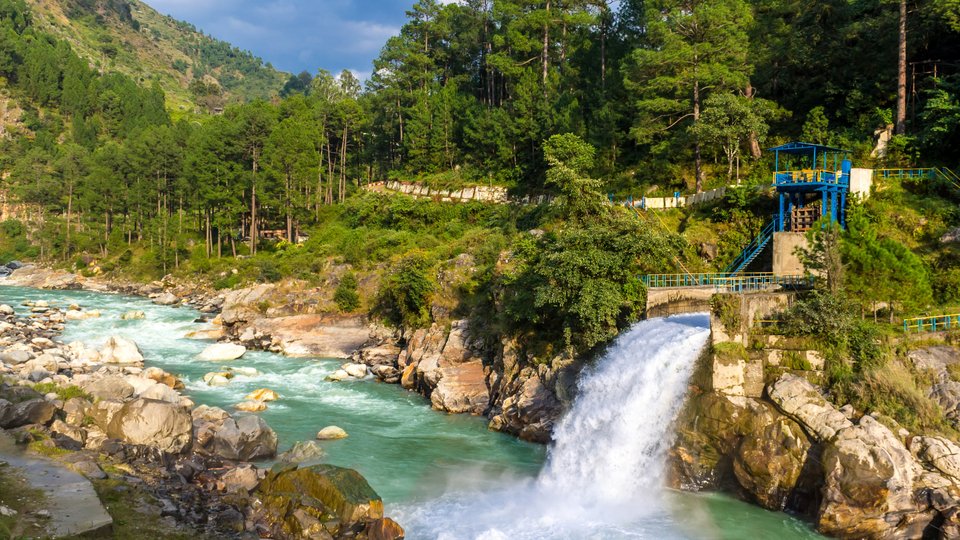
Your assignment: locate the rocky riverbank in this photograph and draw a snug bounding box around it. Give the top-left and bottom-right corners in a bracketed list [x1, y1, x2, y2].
[0, 295, 404, 539]
[670, 295, 960, 539]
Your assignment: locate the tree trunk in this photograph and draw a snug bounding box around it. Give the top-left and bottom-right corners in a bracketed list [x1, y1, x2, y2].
[286, 170, 293, 243]
[250, 155, 259, 255]
[65, 183, 73, 258]
[542, 0, 550, 89]
[746, 83, 762, 158]
[693, 80, 705, 193]
[895, 0, 908, 135]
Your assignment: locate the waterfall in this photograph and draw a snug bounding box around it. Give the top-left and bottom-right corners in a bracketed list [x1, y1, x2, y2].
[397, 313, 712, 540]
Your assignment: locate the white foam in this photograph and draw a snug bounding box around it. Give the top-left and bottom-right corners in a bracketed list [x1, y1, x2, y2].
[393, 314, 711, 539]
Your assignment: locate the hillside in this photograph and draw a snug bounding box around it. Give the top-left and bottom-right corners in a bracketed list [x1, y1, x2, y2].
[24, 0, 286, 115]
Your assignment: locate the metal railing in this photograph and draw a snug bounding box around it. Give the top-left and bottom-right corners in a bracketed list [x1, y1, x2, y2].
[642, 272, 814, 292]
[724, 219, 778, 275]
[903, 314, 960, 333]
[773, 170, 850, 186]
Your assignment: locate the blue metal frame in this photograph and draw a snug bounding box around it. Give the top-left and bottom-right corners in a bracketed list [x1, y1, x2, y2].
[769, 142, 852, 231]
[903, 314, 960, 333]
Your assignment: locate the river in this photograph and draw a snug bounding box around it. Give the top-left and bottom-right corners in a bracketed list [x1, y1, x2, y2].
[0, 285, 824, 539]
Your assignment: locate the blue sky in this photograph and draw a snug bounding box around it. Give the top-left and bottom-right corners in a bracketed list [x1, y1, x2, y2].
[145, 0, 441, 78]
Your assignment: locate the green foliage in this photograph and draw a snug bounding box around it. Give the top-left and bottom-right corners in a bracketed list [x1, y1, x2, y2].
[334, 272, 360, 312]
[377, 254, 435, 330]
[30, 383, 90, 401]
[543, 134, 604, 220]
[710, 294, 742, 335]
[503, 209, 682, 354]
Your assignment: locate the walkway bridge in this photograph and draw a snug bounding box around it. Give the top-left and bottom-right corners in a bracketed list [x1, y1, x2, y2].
[643, 272, 814, 317]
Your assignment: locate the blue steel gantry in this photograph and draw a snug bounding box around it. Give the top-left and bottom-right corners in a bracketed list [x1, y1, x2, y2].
[771, 142, 852, 233]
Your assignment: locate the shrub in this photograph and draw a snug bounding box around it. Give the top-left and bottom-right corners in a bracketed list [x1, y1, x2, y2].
[334, 272, 360, 312]
[377, 254, 434, 329]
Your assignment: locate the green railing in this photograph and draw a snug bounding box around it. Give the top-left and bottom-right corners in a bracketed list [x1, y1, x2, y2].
[642, 273, 814, 292]
[903, 314, 960, 333]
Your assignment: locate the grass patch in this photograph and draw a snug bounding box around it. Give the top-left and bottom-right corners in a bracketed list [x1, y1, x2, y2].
[0, 463, 48, 539]
[30, 383, 91, 402]
[91, 478, 209, 540]
[847, 361, 956, 436]
[712, 342, 748, 364]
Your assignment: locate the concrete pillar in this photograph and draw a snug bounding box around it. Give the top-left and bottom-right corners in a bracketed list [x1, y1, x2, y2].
[773, 232, 808, 276]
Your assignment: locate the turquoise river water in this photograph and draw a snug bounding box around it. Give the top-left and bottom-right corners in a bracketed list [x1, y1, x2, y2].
[0, 285, 824, 540]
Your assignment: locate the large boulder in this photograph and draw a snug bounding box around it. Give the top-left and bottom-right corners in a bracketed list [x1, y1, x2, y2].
[0, 398, 56, 428]
[767, 374, 852, 441]
[83, 376, 135, 401]
[279, 441, 326, 464]
[316, 426, 348, 440]
[430, 360, 489, 414]
[818, 415, 926, 538]
[912, 436, 960, 483]
[153, 292, 179, 306]
[487, 369, 561, 443]
[733, 407, 812, 510]
[105, 398, 192, 454]
[257, 464, 383, 525]
[198, 343, 247, 362]
[99, 336, 144, 365]
[211, 415, 278, 461]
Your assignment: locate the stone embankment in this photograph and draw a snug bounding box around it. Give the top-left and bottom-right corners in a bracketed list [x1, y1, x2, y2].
[671, 294, 960, 539]
[0, 295, 403, 539]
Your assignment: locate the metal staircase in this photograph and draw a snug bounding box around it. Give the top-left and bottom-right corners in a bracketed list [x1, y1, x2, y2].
[724, 219, 778, 276]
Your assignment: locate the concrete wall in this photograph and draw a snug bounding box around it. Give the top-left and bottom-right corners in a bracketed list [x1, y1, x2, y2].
[365, 181, 553, 205]
[645, 286, 716, 318]
[850, 168, 873, 200]
[772, 232, 808, 276]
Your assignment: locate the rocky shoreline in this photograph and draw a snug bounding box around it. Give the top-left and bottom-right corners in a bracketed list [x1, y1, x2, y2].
[1, 265, 576, 445]
[670, 296, 960, 539]
[0, 285, 404, 538]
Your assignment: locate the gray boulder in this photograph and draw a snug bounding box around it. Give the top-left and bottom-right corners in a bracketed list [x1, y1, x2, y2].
[211, 415, 278, 461]
[83, 376, 135, 402]
[105, 398, 192, 454]
[279, 441, 326, 464]
[0, 398, 56, 428]
[767, 374, 853, 441]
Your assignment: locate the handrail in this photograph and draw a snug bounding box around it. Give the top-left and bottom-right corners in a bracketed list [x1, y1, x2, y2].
[641, 273, 814, 291]
[724, 219, 777, 275]
[773, 169, 849, 186]
[903, 314, 960, 333]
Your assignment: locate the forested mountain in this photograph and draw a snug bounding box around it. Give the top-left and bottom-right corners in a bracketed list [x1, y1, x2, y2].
[24, 0, 286, 113]
[0, 0, 958, 324]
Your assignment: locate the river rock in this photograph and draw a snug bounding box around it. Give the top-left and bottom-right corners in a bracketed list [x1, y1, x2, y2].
[142, 367, 180, 389]
[120, 311, 146, 320]
[105, 398, 192, 453]
[99, 336, 144, 365]
[220, 284, 275, 325]
[368, 518, 405, 540]
[818, 415, 925, 538]
[65, 309, 101, 321]
[231, 366, 260, 377]
[316, 426, 348, 440]
[488, 370, 561, 444]
[139, 382, 183, 404]
[211, 415, 278, 461]
[0, 398, 56, 428]
[203, 372, 233, 387]
[733, 406, 812, 510]
[83, 376, 135, 401]
[430, 360, 489, 415]
[342, 363, 368, 378]
[327, 369, 350, 382]
[0, 304, 13, 316]
[153, 292, 179, 306]
[912, 436, 960, 482]
[50, 419, 87, 445]
[0, 348, 32, 365]
[257, 464, 383, 525]
[246, 388, 279, 402]
[62, 397, 92, 426]
[198, 343, 246, 362]
[219, 465, 260, 493]
[279, 441, 326, 464]
[184, 328, 225, 340]
[235, 400, 267, 412]
[767, 374, 852, 441]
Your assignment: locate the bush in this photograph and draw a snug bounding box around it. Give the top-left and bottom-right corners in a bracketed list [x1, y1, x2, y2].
[377, 254, 434, 329]
[334, 272, 360, 312]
